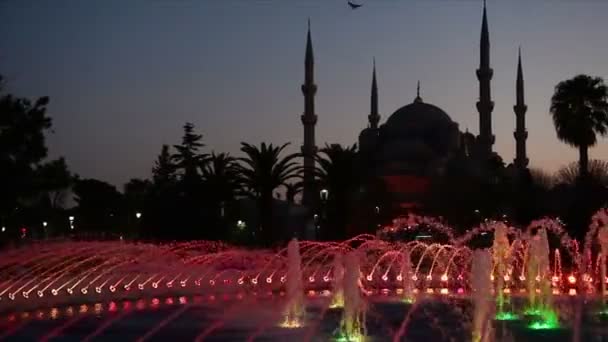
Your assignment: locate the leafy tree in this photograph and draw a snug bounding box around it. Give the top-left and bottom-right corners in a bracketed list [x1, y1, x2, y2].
[529, 168, 555, 191]
[550, 75, 608, 179]
[313, 144, 360, 240]
[172, 122, 207, 183]
[170, 123, 208, 239]
[555, 159, 608, 186]
[72, 178, 124, 236]
[152, 144, 176, 186]
[0, 87, 52, 217]
[146, 145, 179, 240]
[35, 157, 75, 210]
[237, 142, 299, 246]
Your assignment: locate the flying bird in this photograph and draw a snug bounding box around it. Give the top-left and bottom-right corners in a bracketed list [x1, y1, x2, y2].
[347, 1, 363, 9]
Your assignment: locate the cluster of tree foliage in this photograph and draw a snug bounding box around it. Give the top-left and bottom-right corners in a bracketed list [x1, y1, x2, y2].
[0, 75, 74, 242]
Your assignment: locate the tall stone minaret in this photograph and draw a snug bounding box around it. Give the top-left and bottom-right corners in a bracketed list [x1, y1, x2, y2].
[368, 58, 380, 129]
[513, 48, 529, 170]
[476, 0, 495, 159]
[301, 19, 318, 208]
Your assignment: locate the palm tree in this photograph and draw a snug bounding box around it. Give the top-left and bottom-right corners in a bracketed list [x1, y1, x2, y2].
[314, 144, 360, 240]
[237, 142, 300, 246]
[202, 152, 242, 239]
[550, 75, 608, 180]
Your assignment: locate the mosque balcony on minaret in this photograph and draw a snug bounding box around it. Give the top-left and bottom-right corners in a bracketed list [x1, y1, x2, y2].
[301, 84, 317, 95]
[476, 101, 495, 114]
[514, 130, 528, 140]
[514, 104, 528, 113]
[301, 114, 317, 125]
[476, 68, 494, 79]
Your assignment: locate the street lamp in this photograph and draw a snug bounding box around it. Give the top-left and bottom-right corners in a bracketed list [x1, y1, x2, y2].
[135, 212, 142, 219]
[69, 216, 75, 230]
[1, 226, 5, 233]
[42, 221, 48, 227]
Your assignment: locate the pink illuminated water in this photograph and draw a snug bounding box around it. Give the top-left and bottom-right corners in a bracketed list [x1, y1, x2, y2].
[4, 211, 608, 340]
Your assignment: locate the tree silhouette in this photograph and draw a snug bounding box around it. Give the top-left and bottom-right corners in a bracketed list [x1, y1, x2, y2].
[550, 75, 608, 180]
[152, 144, 176, 186]
[0, 91, 52, 214]
[172, 122, 207, 183]
[146, 144, 178, 240]
[555, 159, 608, 187]
[73, 178, 124, 237]
[237, 142, 299, 246]
[170, 123, 208, 239]
[313, 144, 359, 240]
[201, 152, 242, 240]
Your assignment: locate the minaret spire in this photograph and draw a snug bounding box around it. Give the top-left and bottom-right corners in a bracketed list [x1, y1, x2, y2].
[513, 46, 529, 170]
[301, 19, 318, 208]
[368, 58, 380, 129]
[476, 0, 495, 159]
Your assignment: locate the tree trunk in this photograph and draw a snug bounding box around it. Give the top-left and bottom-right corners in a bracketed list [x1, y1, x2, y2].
[579, 144, 589, 182]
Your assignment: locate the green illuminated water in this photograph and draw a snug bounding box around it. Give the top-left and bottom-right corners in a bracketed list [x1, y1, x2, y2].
[495, 312, 519, 321]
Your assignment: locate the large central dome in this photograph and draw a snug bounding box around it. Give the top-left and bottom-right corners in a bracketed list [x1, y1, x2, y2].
[384, 98, 454, 132]
[380, 96, 461, 164]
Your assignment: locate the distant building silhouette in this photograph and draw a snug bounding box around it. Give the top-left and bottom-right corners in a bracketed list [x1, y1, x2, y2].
[300, 3, 528, 212]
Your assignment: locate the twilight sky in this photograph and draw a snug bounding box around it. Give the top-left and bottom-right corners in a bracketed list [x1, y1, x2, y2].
[2, 0, 608, 188]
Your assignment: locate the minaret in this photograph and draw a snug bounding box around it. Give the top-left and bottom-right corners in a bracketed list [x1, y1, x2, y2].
[476, 0, 495, 159]
[513, 47, 529, 170]
[368, 58, 380, 128]
[301, 19, 318, 208]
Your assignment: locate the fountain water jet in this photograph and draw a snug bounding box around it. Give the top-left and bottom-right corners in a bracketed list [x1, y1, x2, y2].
[471, 249, 493, 342]
[338, 251, 365, 341]
[281, 238, 304, 328]
[598, 225, 608, 304]
[525, 226, 559, 329]
[330, 253, 344, 308]
[492, 223, 511, 316]
[401, 250, 415, 303]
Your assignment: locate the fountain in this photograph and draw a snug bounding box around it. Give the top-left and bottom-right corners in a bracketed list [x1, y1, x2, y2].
[337, 251, 365, 341]
[330, 253, 345, 308]
[492, 222, 511, 317]
[525, 226, 559, 330]
[7, 212, 608, 340]
[281, 238, 304, 328]
[598, 225, 608, 304]
[471, 249, 492, 342]
[401, 249, 415, 303]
